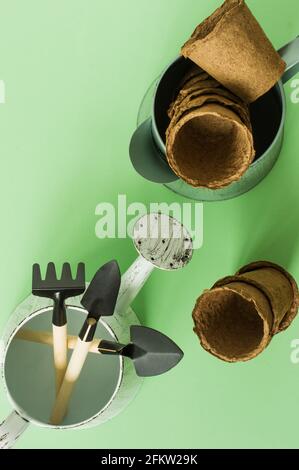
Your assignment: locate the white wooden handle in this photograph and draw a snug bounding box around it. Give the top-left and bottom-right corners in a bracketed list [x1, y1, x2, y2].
[15, 329, 100, 353]
[52, 324, 68, 394]
[50, 338, 91, 425]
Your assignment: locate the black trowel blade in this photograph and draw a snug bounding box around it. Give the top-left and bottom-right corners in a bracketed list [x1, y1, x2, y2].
[124, 325, 184, 377]
[81, 260, 121, 319]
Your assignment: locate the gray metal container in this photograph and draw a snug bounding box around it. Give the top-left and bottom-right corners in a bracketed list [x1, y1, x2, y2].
[130, 37, 299, 201]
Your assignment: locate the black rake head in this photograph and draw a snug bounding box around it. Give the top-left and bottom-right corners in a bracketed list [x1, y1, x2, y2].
[32, 262, 86, 300]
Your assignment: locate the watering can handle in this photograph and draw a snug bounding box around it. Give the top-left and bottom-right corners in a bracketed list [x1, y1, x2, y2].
[279, 36, 299, 84]
[0, 411, 29, 449]
[129, 118, 179, 184]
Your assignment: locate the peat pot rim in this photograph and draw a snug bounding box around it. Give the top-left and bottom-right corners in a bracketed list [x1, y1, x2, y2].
[151, 55, 286, 175]
[192, 286, 272, 362]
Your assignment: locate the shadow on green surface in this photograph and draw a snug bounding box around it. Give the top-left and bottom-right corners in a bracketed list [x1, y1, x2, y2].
[233, 145, 299, 274]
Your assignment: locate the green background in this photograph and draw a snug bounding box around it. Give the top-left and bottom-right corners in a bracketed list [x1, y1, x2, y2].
[0, 0, 298, 449]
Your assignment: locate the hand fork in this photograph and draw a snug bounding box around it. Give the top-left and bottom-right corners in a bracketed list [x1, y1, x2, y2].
[32, 262, 85, 394]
